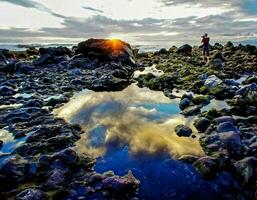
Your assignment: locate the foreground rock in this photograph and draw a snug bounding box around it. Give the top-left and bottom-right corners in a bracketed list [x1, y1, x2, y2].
[0, 39, 140, 199]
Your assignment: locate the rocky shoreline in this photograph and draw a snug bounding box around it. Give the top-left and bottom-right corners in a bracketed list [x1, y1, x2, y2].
[0, 39, 256, 199]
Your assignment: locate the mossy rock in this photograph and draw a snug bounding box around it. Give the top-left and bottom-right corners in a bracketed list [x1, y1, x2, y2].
[192, 95, 211, 105]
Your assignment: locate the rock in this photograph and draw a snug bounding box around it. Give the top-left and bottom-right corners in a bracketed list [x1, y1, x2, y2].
[211, 51, 225, 61]
[243, 75, 257, 85]
[158, 48, 168, 54]
[181, 105, 202, 116]
[39, 46, 72, 57]
[68, 56, 98, 69]
[0, 140, 3, 149]
[218, 131, 241, 156]
[77, 39, 135, 64]
[33, 54, 52, 65]
[234, 157, 257, 185]
[175, 125, 193, 137]
[179, 97, 191, 110]
[16, 189, 46, 200]
[15, 61, 35, 74]
[52, 148, 78, 166]
[212, 58, 224, 68]
[225, 41, 234, 48]
[216, 122, 239, 133]
[236, 83, 257, 96]
[178, 155, 199, 163]
[224, 79, 239, 86]
[204, 75, 222, 89]
[0, 86, 16, 96]
[176, 44, 192, 56]
[44, 169, 65, 189]
[213, 116, 235, 125]
[193, 156, 218, 179]
[194, 117, 211, 133]
[101, 171, 140, 196]
[192, 95, 210, 105]
[0, 155, 30, 189]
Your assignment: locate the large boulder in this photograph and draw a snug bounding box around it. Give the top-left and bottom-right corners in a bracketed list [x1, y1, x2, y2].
[234, 157, 257, 185]
[176, 44, 192, 56]
[77, 39, 135, 64]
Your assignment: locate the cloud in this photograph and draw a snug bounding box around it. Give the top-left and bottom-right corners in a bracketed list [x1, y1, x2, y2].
[0, 0, 66, 18]
[83, 6, 104, 14]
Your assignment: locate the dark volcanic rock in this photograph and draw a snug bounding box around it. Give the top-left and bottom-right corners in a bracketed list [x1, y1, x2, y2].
[194, 117, 211, 133]
[175, 124, 193, 137]
[77, 39, 135, 64]
[176, 44, 192, 56]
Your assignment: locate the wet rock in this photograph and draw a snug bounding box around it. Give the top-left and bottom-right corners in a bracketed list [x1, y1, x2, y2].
[193, 156, 218, 179]
[216, 122, 239, 133]
[234, 157, 257, 185]
[213, 116, 235, 125]
[179, 97, 191, 110]
[176, 44, 192, 56]
[101, 170, 140, 196]
[0, 140, 3, 149]
[192, 95, 210, 105]
[175, 124, 192, 137]
[218, 131, 241, 156]
[181, 105, 202, 116]
[0, 155, 30, 190]
[16, 189, 46, 200]
[44, 169, 65, 190]
[194, 117, 211, 133]
[0, 85, 16, 96]
[204, 75, 222, 89]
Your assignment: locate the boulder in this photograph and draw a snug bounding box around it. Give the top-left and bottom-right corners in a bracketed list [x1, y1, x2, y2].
[234, 157, 257, 185]
[213, 116, 235, 125]
[39, 46, 72, 57]
[204, 75, 222, 89]
[194, 117, 211, 133]
[176, 44, 192, 56]
[175, 125, 193, 137]
[193, 156, 218, 179]
[192, 95, 210, 105]
[216, 122, 239, 133]
[77, 39, 135, 64]
[101, 171, 140, 196]
[179, 97, 191, 110]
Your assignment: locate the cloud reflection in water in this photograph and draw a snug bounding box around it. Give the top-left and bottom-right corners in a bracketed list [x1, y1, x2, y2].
[54, 84, 204, 158]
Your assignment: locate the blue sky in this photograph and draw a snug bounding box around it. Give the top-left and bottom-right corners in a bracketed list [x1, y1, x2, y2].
[0, 0, 256, 46]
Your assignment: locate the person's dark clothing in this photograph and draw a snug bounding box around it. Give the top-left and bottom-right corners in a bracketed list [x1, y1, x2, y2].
[202, 37, 210, 56]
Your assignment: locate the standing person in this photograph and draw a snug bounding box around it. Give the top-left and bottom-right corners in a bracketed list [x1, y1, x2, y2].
[201, 33, 210, 62]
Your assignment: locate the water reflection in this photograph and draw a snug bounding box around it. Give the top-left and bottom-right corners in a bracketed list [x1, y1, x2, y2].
[54, 84, 204, 158]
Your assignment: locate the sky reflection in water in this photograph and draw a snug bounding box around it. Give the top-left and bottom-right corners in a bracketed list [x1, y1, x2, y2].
[54, 84, 237, 199]
[54, 84, 204, 158]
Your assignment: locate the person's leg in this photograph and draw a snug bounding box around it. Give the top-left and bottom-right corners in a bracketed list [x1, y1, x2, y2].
[202, 48, 206, 62]
[206, 48, 210, 62]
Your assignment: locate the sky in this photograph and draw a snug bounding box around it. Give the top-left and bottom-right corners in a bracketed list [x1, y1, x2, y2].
[0, 0, 257, 46]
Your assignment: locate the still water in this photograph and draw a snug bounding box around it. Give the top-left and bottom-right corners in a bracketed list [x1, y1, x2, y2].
[54, 84, 238, 199]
